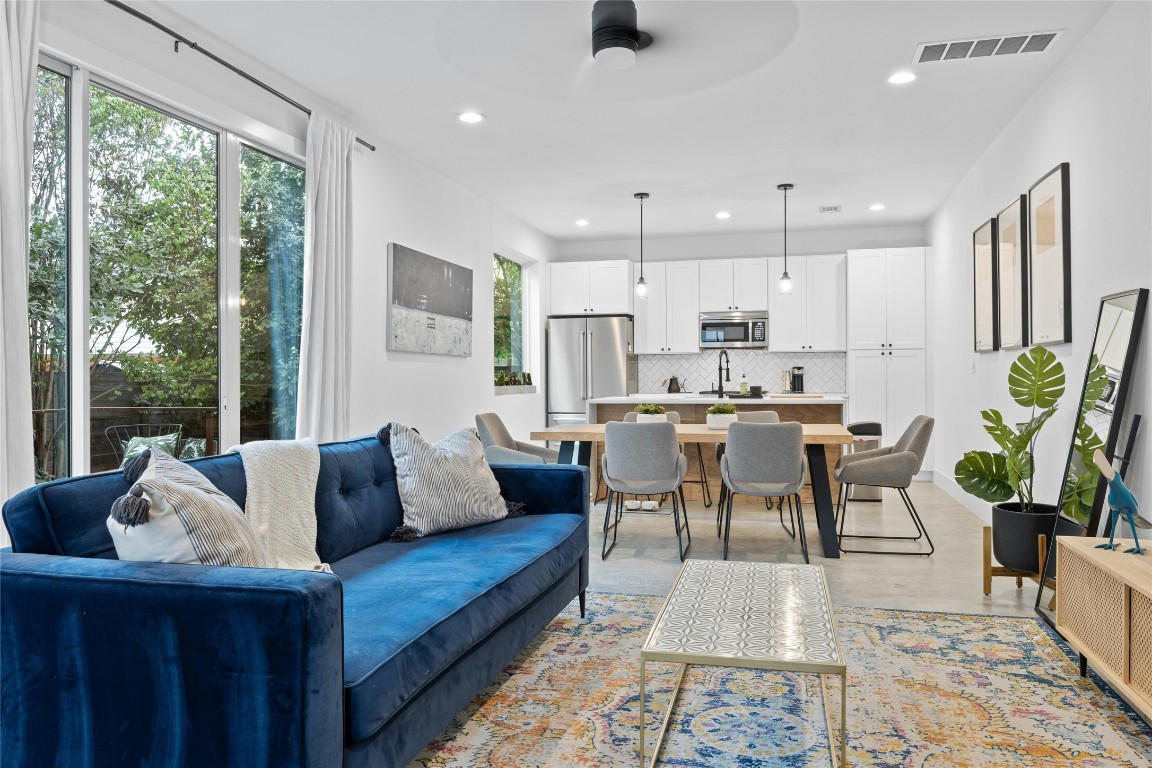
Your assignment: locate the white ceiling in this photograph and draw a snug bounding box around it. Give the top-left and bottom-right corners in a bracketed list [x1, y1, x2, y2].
[155, 0, 1111, 242]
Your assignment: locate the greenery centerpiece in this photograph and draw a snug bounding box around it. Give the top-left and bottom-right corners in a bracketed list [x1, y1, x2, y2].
[706, 402, 738, 430]
[633, 403, 667, 422]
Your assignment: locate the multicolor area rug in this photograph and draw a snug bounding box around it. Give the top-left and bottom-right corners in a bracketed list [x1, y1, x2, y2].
[412, 593, 1152, 767]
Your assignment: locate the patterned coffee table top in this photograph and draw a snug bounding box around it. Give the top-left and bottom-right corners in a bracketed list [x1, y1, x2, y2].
[642, 560, 844, 671]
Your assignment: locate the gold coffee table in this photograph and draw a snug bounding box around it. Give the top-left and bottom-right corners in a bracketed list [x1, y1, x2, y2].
[639, 559, 847, 767]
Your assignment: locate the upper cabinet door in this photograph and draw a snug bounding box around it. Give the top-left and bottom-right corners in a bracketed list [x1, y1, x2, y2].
[632, 261, 667, 354]
[846, 250, 888, 349]
[699, 260, 735, 311]
[587, 260, 632, 314]
[665, 260, 701, 353]
[549, 262, 591, 315]
[884, 248, 925, 349]
[732, 258, 769, 311]
[806, 254, 847, 351]
[767, 256, 807, 351]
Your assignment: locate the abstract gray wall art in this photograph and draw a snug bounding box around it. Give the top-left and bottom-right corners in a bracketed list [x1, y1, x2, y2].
[387, 243, 473, 356]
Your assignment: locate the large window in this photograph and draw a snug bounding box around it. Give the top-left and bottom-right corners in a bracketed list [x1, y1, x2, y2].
[493, 254, 523, 379]
[27, 61, 306, 478]
[28, 67, 70, 481]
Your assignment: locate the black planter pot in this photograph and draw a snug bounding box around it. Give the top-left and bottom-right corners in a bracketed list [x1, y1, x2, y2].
[992, 502, 1081, 575]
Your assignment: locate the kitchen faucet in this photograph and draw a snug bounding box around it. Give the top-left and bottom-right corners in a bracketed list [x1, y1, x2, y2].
[717, 350, 731, 397]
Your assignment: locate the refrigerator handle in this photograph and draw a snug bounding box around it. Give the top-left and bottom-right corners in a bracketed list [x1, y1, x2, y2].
[587, 331, 594, 400]
[579, 331, 588, 400]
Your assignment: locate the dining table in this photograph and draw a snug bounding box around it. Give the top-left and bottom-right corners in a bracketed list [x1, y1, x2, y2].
[529, 422, 854, 559]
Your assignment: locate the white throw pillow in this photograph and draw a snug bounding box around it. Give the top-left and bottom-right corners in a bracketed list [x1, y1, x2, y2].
[387, 423, 511, 538]
[107, 450, 266, 567]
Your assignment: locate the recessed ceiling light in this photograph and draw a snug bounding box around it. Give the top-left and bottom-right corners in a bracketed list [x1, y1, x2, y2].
[870, 203, 886, 211]
[888, 71, 916, 85]
[457, 112, 485, 123]
[575, 219, 589, 226]
[715, 211, 731, 220]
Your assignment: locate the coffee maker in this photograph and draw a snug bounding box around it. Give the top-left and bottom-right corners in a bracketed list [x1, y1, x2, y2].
[790, 366, 805, 393]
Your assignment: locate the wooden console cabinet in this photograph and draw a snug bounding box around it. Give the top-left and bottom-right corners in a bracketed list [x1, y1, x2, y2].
[1056, 536, 1151, 723]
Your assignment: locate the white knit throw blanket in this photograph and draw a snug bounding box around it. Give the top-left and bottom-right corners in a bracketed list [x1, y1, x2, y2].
[235, 438, 330, 573]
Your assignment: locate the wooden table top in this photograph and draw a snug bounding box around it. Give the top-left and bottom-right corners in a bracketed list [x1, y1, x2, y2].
[530, 422, 853, 445]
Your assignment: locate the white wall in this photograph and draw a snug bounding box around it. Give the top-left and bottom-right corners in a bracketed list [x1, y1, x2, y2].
[38, 1, 559, 446]
[928, 1, 1152, 522]
[558, 224, 927, 262]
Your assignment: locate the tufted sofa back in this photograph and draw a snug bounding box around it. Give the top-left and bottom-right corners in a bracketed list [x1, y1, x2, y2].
[3, 435, 403, 564]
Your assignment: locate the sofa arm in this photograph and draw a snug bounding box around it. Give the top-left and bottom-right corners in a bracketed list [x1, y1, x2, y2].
[490, 463, 590, 518]
[1, 553, 344, 768]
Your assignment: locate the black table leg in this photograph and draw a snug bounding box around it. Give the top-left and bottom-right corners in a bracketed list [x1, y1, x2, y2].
[805, 443, 841, 559]
[557, 440, 592, 468]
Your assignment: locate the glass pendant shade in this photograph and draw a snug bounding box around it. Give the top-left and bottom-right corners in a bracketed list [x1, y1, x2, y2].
[635, 275, 648, 298]
[778, 271, 793, 294]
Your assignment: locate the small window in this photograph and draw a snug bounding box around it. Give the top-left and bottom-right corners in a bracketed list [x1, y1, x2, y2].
[493, 254, 523, 380]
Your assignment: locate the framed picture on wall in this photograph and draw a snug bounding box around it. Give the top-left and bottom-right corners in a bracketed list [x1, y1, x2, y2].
[1028, 163, 1071, 345]
[386, 243, 474, 357]
[973, 218, 998, 352]
[995, 195, 1028, 349]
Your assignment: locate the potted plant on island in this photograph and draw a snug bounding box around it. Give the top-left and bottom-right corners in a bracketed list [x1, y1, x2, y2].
[706, 402, 738, 430]
[633, 403, 667, 423]
[953, 345, 1085, 574]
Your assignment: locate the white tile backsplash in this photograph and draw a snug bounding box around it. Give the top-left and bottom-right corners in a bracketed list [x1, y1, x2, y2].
[638, 351, 846, 394]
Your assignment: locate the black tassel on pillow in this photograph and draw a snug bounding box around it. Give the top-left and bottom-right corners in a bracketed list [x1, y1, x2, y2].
[376, 425, 391, 445]
[111, 486, 152, 528]
[389, 525, 420, 542]
[506, 500, 527, 518]
[121, 448, 152, 484]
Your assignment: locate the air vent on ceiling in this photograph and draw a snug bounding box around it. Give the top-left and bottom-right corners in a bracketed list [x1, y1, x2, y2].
[818, 206, 841, 214]
[914, 30, 1063, 64]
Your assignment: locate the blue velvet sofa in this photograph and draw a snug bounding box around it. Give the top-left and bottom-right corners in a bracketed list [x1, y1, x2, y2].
[1, 434, 590, 767]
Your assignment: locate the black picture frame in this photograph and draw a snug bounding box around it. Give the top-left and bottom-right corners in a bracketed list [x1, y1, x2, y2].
[995, 195, 1029, 349]
[1027, 163, 1072, 346]
[973, 218, 998, 352]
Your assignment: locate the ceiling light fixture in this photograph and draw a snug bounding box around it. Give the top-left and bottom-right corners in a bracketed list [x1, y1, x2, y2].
[575, 219, 589, 226]
[592, 0, 653, 71]
[870, 203, 886, 211]
[634, 192, 649, 298]
[777, 183, 794, 295]
[888, 71, 916, 85]
[457, 111, 485, 123]
[715, 211, 731, 220]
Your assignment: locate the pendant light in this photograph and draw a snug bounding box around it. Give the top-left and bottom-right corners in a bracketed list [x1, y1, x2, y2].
[634, 192, 649, 298]
[777, 183, 794, 295]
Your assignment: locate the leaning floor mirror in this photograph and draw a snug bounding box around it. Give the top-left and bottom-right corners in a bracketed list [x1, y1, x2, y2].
[1036, 288, 1148, 622]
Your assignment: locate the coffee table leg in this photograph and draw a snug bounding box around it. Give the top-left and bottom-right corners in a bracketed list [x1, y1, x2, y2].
[841, 672, 848, 768]
[639, 658, 646, 767]
[647, 663, 688, 768]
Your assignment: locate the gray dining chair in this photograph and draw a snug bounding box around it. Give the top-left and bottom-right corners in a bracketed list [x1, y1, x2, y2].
[601, 421, 691, 561]
[719, 421, 807, 562]
[475, 413, 559, 464]
[617, 411, 712, 507]
[715, 411, 783, 535]
[835, 415, 935, 556]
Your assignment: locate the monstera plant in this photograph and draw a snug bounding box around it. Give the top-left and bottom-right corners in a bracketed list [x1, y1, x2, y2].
[954, 345, 1066, 509]
[1060, 355, 1108, 525]
[954, 345, 1071, 573]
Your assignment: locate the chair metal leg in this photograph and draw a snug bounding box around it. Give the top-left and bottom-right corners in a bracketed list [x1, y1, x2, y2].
[694, 444, 712, 508]
[722, 489, 735, 560]
[794, 494, 809, 564]
[716, 483, 727, 537]
[679, 485, 692, 543]
[602, 489, 621, 559]
[671, 487, 691, 561]
[838, 485, 934, 556]
[779, 497, 796, 538]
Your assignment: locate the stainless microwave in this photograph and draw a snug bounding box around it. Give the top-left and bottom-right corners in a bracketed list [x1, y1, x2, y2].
[699, 311, 768, 349]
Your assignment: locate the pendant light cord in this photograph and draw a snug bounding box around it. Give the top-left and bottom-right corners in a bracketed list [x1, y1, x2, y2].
[639, 195, 644, 278]
[783, 185, 788, 273]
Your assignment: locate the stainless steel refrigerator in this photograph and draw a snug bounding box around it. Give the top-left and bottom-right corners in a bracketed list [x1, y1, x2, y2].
[546, 315, 636, 429]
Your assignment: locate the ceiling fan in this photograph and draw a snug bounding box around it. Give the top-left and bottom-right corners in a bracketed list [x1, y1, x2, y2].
[591, 0, 654, 70]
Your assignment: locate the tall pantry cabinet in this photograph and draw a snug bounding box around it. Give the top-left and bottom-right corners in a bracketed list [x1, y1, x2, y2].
[846, 248, 927, 441]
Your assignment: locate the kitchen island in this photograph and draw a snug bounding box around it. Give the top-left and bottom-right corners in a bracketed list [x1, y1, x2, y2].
[587, 393, 848, 506]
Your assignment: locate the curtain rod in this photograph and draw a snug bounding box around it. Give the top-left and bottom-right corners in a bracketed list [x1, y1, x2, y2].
[103, 0, 376, 151]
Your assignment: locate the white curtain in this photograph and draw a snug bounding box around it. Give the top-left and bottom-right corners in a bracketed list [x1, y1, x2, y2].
[296, 112, 356, 442]
[1, 0, 40, 507]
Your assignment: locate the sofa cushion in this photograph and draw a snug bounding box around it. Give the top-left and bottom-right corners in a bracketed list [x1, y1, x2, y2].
[388, 424, 508, 537]
[331, 512, 587, 743]
[313, 437, 403, 563]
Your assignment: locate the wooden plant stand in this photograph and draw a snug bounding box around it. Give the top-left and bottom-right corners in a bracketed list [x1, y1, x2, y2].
[982, 526, 1047, 595]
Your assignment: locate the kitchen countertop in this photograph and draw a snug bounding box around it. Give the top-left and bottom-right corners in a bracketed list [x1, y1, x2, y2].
[589, 393, 847, 406]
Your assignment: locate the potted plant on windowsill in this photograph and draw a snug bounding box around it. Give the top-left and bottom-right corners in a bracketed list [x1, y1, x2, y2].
[633, 404, 667, 423]
[953, 345, 1082, 574]
[706, 403, 738, 430]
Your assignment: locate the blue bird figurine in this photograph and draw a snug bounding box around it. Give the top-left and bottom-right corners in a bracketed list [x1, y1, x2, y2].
[1093, 450, 1144, 555]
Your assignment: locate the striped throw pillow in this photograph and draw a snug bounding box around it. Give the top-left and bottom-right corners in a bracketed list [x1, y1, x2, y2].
[107, 450, 267, 567]
[388, 423, 509, 538]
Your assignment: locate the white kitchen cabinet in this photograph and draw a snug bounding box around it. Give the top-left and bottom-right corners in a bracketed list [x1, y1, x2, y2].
[549, 260, 632, 315]
[633, 261, 700, 354]
[847, 348, 926, 439]
[699, 258, 768, 311]
[767, 254, 846, 351]
[846, 248, 925, 350]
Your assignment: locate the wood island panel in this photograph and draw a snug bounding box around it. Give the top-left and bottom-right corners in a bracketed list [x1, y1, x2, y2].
[592, 402, 844, 504]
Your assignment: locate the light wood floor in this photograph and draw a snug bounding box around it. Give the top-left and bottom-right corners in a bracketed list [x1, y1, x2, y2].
[589, 482, 1041, 617]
